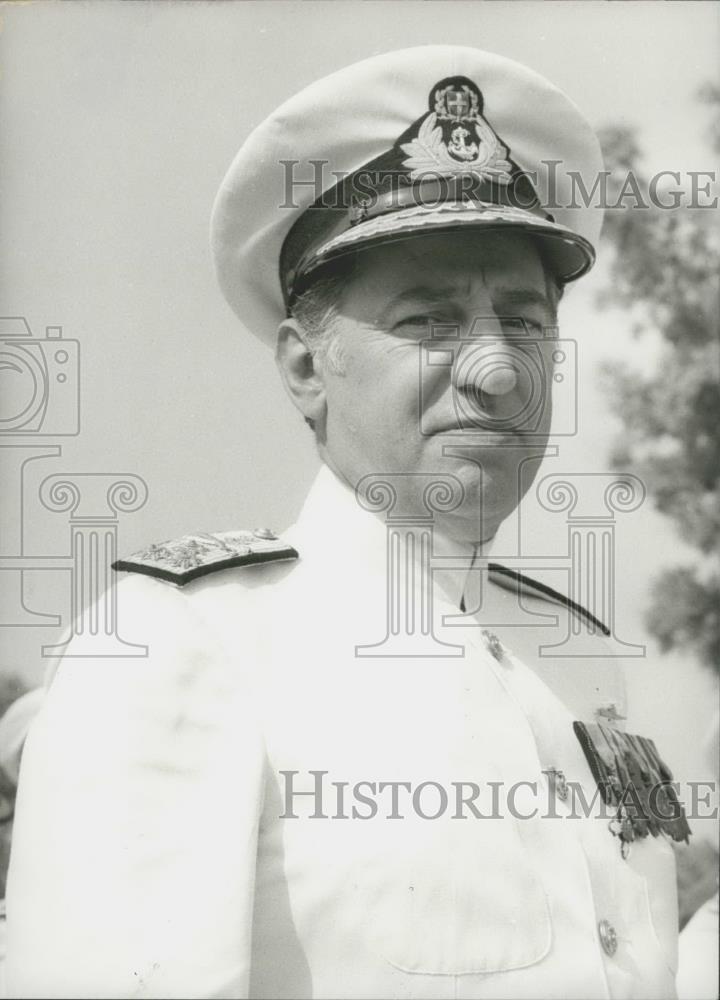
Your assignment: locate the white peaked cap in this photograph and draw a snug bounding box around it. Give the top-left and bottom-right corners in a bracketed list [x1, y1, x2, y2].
[211, 45, 604, 346]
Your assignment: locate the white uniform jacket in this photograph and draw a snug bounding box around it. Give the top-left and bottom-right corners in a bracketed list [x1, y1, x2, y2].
[6, 466, 680, 999]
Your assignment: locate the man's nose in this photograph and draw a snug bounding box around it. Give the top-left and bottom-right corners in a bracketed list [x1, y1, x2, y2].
[453, 337, 521, 399]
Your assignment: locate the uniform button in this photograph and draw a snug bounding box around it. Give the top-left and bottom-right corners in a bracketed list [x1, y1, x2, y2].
[595, 702, 626, 723]
[481, 629, 504, 660]
[547, 768, 569, 801]
[253, 527, 277, 540]
[598, 919, 618, 956]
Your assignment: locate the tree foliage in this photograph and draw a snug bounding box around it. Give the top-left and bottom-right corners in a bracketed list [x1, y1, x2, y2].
[596, 90, 720, 672]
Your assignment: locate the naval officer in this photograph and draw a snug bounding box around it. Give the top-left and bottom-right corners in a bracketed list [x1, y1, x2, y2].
[6, 46, 687, 999]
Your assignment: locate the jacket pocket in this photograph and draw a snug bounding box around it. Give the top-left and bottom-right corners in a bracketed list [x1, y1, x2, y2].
[367, 818, 553, 975]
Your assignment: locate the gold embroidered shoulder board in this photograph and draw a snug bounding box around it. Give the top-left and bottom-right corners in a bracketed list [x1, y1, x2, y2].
[112, 529, 298, 586]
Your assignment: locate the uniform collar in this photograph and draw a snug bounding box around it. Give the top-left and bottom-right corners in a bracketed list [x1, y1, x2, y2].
[290, 463, 497, 610]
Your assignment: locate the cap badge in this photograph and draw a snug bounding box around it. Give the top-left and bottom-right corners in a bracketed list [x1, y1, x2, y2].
[400, 77, 513, 184]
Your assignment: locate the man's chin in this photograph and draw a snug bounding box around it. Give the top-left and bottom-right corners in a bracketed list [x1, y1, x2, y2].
[429, 439, 544, 491]
[435, 501, 507, 547]
[437, 451, 519, 492]
[424, 454, 530, 543]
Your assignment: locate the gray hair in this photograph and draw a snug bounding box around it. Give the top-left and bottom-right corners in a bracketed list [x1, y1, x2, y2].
[290, 281, 344, 371]
[289, 259, 357, 431]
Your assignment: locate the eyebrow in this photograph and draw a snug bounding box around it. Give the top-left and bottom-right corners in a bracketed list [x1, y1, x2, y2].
[375, 287, 463, 327]
[490, 287, 552, 312]
[380, 285, 463, 310]
[378, 283, 552, 325]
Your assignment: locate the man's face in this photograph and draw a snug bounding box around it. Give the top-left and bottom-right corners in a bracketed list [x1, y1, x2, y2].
[314, 230, 559, 543]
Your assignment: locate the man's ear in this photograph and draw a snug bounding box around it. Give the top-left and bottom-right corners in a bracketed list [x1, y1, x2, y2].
[275, 318, 328, 427]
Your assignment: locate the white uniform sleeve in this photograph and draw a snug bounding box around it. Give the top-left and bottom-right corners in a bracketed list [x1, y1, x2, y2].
[5, 574, 266, 999]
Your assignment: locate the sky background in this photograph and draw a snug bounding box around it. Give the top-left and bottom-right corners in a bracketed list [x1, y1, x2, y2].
[1, 1, 718, 838]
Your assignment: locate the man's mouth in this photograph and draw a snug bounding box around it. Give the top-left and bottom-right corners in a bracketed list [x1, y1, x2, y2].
[432, 422, 530, 440]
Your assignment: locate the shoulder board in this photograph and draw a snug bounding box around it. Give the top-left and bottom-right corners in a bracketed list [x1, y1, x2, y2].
[112, 529, 298, 587]
[487, 562, 610, 637]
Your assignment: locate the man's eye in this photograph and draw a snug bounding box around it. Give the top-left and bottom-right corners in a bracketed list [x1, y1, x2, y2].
[500, 317, 544, 336]
[396, 315, 435, 327]
[393, 314, 454, 335]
